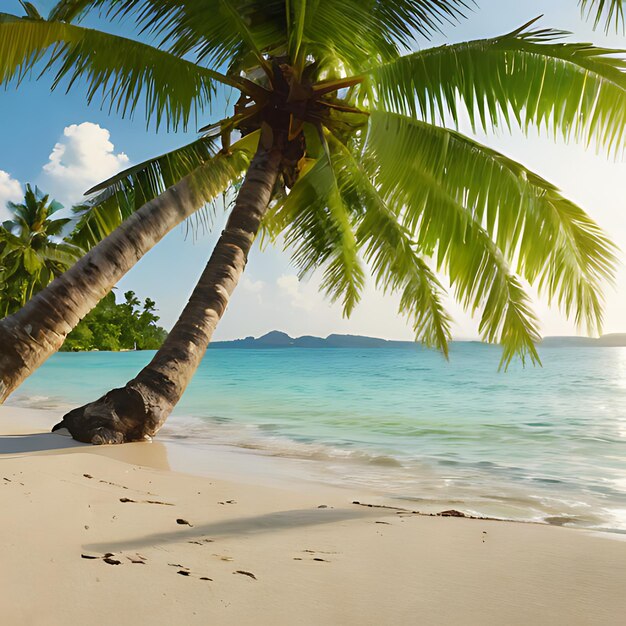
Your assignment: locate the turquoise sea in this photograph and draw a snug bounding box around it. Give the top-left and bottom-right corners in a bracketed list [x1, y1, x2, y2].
[8, 344, 626, 532]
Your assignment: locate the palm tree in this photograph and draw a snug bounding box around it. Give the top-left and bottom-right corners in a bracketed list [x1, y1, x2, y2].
[0, 118, 255, 401]
[0, 1, 624, 442]
[0, 184, 82, 316]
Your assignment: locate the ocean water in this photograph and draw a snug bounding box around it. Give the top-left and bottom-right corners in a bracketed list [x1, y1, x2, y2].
[7, 343, 626, 532]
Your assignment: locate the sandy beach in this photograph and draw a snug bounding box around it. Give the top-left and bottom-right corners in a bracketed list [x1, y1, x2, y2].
[1, 405, 625, 626]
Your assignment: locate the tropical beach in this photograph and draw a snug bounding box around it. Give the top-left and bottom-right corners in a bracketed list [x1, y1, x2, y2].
[8, 341, 626, 531]
[3, 341, 626, 624]
[3, 404, 626, 626]
[2, 0, 626, 624]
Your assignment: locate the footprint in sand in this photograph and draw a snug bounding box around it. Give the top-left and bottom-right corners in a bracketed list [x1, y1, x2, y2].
[169, 564, 212, 581]
[293, 549, 338, 563]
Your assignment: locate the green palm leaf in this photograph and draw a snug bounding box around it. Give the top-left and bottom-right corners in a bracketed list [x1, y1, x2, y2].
[71, 131, 259, 249]
[580, 0, 625, 31]
[267, 138, 365, 316]
[303, 0, 469, 67]
[0, 12, 243, 131]
[71, 0, 283, 71]
[365, 111, 617, 365]
[370, 21, 626, 154]
[282, 0, 465, 73]
[330, 138, 453, 355]
[47, 0, 92, 23]
[70, 0, 468, 77]
[38, 240, 84, 266]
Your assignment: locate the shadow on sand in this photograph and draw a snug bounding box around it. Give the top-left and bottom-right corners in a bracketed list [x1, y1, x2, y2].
[0, 432, 85, 455]
[0, 430, 172, 471]
[84, 506, 376, 552]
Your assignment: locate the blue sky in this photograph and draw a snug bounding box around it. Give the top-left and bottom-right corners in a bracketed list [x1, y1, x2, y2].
[1, 0, 626, 341]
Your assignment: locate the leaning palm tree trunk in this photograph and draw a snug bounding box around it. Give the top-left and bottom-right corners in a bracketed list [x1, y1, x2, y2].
[54, 141, 283, 444]
[0, 174, 217, 404]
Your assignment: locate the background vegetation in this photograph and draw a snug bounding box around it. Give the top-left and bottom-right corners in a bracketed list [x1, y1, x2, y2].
[0, 184, 82, 315]
[1, 186, 167, 351]
[61, 290, 167, 352]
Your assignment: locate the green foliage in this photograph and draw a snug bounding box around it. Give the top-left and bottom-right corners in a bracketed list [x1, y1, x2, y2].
[52, 0, 468, 77]
[0, 184, 83, 316]
[370, 21, 626, 156]
[331, 135, 454, 356]
[362, 111, 617, 364]
[70, 131, 258, 250]
[1, 0, 624, 367]
[61, 290, 167, 351]
[0, 187, 167, 353]
[580, 0, 625, 31]
[0, 10, 242, 132]
[269, 142, 366, 317]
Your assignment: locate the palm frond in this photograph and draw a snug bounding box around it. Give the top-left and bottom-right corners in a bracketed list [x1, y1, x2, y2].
[304, 0, 471, 72]
[71, 131, 259, 249]
[38, 240, 84, 266]
[328, 137, 453, 354]
[48, 0, 277, 79]
[368, 0, 470, 43]
[18, 1, 43, 20]
[47, 0, 92, 23]
[580, 0, 625, 31]
[76, 0, 284, 72]
[0, 12, 243, 131]
[88, 0, 469, 78]
[286, 0, 306, 65]
[42, 217, 72, 237]
[267, 134, 365, 316]
[370, 22, 626, 154]
[366, 112, 618, 365]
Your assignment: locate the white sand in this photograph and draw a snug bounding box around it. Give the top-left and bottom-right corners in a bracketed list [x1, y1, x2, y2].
[1, 405, 625, 625]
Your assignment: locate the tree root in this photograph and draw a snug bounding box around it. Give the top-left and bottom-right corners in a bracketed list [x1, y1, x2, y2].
[52, 386, 152, 444]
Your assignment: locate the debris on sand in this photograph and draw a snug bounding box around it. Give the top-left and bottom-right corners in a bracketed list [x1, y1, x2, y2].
[438, 510, 466, 518]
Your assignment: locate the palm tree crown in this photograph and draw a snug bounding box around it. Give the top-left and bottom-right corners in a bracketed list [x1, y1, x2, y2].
[1, 0, 624, 367]
[0, 184, 83, 314]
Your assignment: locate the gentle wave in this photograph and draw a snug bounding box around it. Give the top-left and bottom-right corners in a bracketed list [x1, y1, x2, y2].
[8, 345, 626, 532]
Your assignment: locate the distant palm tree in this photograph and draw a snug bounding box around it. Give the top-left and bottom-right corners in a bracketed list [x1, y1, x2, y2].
[0, 1, 623, 442]
[0, 184, 82, 316]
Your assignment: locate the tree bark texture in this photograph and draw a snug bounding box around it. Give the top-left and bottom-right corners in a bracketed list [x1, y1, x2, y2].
[54, 142, 283, 444]
[0, 173, 219, 403]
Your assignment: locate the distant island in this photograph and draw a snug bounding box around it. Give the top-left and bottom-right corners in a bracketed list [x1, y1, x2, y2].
[540, 334, 626, 347]
[210, 330, 418, 349]
[209, 331, 626, 349]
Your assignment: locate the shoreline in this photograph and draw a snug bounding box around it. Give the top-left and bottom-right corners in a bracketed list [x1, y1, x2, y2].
[10, 346, 626, 534]
[0, 406, 549, 528]
[1, 404, 377, 494]
[2, 405, 626, 624]
[7, 395, 626, 534]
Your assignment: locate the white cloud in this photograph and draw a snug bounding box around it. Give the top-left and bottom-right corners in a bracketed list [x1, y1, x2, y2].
[0, 170, 22, 220]
[242, 277, 264, 294]
[277, 274, 318, 311]
[40, 122, 129, 208]
[241, 277, 265, 304]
